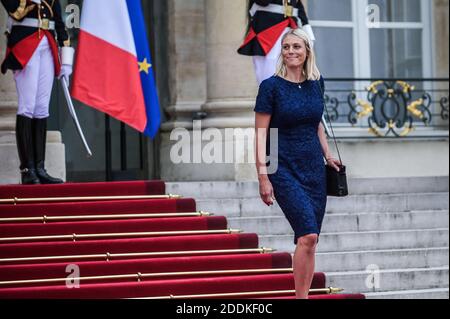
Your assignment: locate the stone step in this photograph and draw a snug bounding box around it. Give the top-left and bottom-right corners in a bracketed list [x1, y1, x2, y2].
[227, 211, 449, 234]
[166, 176, 449, 199]
[195, 192, 449, 217]
[315, 247, 449, 273]
[259, 229, 450, 253]
[325, 266, 449, 294]
[326, 192, 449, 214]
[365, 288, 449, 299]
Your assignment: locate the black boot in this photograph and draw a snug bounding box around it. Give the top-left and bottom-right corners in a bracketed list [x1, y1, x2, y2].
[32, 118, 64, 184]
[16, 115, 40, 185]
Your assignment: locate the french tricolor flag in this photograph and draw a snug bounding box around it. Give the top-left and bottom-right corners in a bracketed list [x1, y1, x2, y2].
[71, 0, 161, 138]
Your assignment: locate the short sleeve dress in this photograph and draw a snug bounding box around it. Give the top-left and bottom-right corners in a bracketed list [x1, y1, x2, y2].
[254, 75, 327, 244]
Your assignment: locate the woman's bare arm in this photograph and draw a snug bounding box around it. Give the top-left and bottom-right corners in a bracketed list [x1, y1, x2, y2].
[318, 122, 341, 171]
[255, 113, 272, 178]
[255, 112, 275, 205]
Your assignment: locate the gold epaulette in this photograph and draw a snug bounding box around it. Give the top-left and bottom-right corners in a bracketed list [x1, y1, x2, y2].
[9, 0, 36, 21]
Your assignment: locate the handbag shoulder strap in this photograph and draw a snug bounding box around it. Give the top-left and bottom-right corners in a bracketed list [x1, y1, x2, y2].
[318, 78, 344, 165]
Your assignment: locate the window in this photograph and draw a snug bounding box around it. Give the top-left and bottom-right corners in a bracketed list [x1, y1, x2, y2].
[309, 0, 433, 79]
[369, 0, 428, 78]
[308, 0, 354, 78]
[370, 0, 422, 23]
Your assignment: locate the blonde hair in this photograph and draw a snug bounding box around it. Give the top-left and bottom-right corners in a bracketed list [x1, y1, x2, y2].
[275, 28, 321, 81]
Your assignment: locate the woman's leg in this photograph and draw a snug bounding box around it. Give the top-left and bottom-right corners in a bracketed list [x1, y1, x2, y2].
[293, 233, 319, 299]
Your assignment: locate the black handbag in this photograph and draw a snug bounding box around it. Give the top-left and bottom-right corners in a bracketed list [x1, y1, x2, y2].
[324, 122, 348, 197]
[320, 82, 349, 197]
[326, 164, 348, 197]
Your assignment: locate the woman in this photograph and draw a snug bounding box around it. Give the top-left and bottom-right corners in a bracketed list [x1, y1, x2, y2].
[238, 0, 315, 85]
[254, 28, 341, 299]
[1, 0, 74, 184]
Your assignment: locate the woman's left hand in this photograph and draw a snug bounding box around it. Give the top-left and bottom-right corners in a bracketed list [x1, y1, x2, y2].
[326, 158, 341, 172]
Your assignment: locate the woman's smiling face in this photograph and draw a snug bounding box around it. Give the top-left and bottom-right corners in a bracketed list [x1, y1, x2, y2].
[282, 35, 308, 69]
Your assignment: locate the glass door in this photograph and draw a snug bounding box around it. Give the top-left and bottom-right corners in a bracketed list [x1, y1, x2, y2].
[49, 0, 152, 182]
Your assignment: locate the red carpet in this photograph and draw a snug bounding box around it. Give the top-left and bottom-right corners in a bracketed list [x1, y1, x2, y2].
[262, 294, 366, 300]
[0, 216, 227, 237]
[0, 234, 259, 259]
[0, 253, 293, 283]
[0, 274, 305, 299]
[0, 180, 166, 198]
[0, 198, 196, 218]
[0, 180, 365, 299]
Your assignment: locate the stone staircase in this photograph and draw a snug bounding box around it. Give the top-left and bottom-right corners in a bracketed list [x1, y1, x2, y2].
[167, 176, 449, 299]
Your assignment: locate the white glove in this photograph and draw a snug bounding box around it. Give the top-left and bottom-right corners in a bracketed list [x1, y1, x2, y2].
[58, 64, 73, 86]
[31, 0, 41, 4]
[60, 47, 75, 66]
[58, 46, 74, 85]
[302, 24, 316, 48]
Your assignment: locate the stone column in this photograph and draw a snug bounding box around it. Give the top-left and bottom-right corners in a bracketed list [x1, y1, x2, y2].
[0, 9, 16, 132]
[0, 9, 66, 184]
[161, 0, 208, 131]
[201, 0, 258, 181]
[160, 0, 259, 181]
[433, 0, 449, 128]
[202, 0, 257, 129]
[434, 0, 449, 78]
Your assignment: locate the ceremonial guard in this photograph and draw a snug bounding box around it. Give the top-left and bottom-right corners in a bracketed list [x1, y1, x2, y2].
[238, 0, 316, 84]
[1, 0, 74, 184]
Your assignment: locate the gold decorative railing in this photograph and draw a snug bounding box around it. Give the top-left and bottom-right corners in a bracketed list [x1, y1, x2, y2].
[323, 78, 449, 138]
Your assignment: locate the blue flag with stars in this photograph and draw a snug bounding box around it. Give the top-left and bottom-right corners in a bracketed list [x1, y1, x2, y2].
[126, 0, 161, 138]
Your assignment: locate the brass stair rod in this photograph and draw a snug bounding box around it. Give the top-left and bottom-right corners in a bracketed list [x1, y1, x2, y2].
[141, 288, 345, 300]
[0, 211, 212, 224]
[0, 194, 183, 205]
[0, 248, 275, 264]
[0, 229, 243, 243]
[0, 268, 294, 287]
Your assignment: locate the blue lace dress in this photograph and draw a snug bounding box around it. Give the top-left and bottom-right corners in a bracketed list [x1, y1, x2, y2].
[255, 75, 327, 244]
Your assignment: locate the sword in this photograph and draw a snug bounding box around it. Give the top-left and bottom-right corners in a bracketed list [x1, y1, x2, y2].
[60, 77, 93, 157]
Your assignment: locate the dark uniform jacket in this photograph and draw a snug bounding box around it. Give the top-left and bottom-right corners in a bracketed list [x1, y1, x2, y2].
[238, 0, 309, 56]
[1, 0, 69, 74]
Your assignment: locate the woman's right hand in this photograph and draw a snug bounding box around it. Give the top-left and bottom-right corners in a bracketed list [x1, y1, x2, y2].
[259, 178, 275, 206]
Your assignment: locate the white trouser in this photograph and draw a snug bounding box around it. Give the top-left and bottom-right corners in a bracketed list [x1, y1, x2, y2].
[14, 36, 55, 119]
[253, 27, 291, 85]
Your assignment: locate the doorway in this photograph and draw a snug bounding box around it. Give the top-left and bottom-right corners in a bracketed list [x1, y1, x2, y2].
[49, 0, 163, 182]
